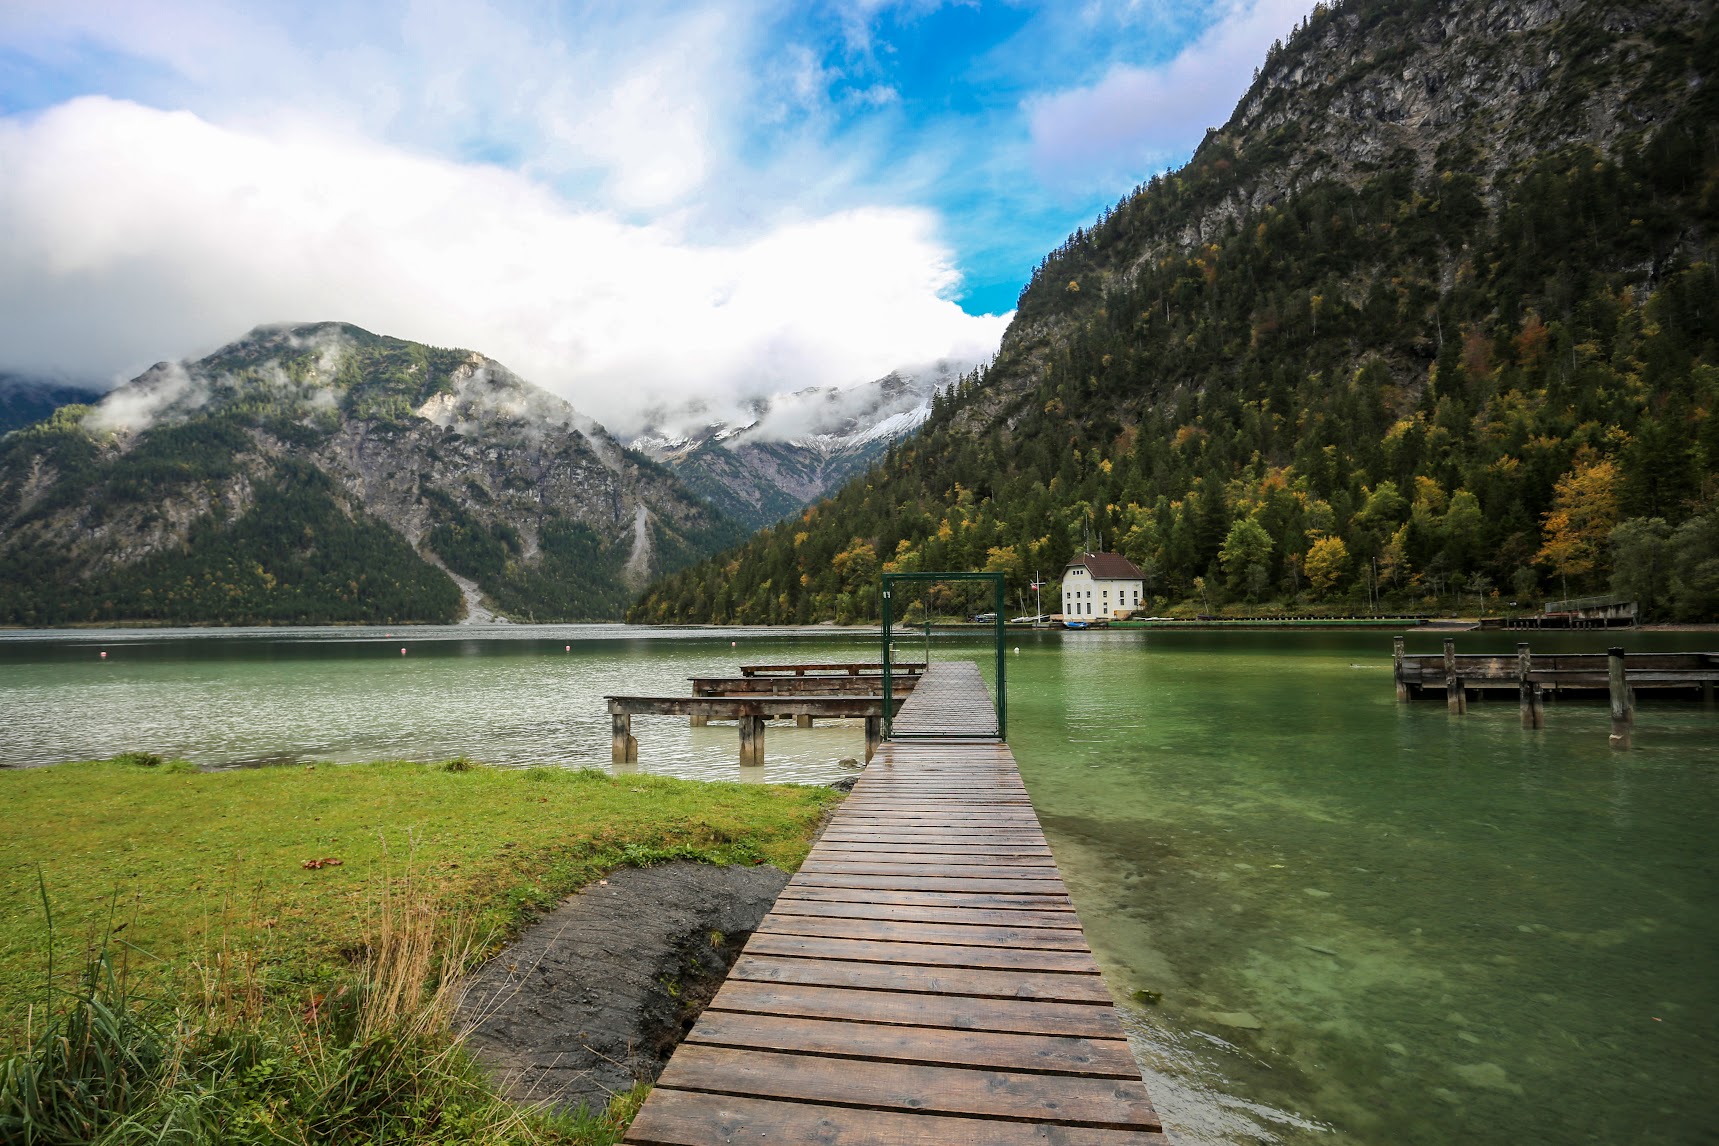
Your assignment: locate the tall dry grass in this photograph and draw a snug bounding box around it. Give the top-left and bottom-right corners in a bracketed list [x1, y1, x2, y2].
[1, 866, 638, 1146]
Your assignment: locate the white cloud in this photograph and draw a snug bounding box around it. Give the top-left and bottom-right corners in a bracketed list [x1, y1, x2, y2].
[1027, 0, 1313, 187]
[0, 97, 1006, 433]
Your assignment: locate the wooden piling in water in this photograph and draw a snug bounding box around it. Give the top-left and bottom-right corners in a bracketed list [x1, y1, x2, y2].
[1444, 638, 1467, 714]
[1517, 642, 1545, 729]
[1608, 647, 1633, 750]
[864, 715, 881, 763]
[739, 715, 765, 766]
[612, 712, 638, 763]
[1394, 636, 1408, 701]
[796, 714, 813, 728]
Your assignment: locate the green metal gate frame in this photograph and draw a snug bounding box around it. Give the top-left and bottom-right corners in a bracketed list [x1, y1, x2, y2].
[881, 571, 1006, 740]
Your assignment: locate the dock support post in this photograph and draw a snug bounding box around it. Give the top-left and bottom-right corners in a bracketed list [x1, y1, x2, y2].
[1393, 636, 1408, 701]
[689, 715, 708, 727]
[611, 713, 637, 763]
[1517, 642, 1543, 728]
[1608, 647, 1633, 750]
[1444, 638, 1466, 714]
[739, 715, 765, 766]
[864, 716, 881, 763]
[1704, 681, 1715, 711]
[796, 714, 813, 728]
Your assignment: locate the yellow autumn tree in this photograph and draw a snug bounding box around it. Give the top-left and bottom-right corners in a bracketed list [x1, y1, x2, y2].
[1536, 456, 1620, 584]
[1304, 535, 1350, 598]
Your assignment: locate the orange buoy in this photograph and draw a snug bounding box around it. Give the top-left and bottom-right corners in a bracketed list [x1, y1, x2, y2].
[400, 648, 407, 655]
[100, 651, 107, 659]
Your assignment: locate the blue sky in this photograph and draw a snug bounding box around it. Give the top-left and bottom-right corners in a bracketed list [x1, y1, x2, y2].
[0, 0, 1311, 431]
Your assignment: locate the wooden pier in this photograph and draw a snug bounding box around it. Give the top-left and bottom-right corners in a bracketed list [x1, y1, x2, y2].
[605, 695, 903, 765]
[622, 662, 1166, 1145]
[1394, 637, 1718, 748]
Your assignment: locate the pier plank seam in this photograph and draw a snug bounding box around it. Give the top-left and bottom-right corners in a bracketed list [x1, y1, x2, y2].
[623, 663, 1166, 1145]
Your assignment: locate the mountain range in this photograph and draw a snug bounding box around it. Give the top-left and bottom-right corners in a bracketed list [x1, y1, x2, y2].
[633, 0, 1719, 624]
[628, 361, 969, 531]
[0, 324, 743, 625]
[0, 325, 964, 625]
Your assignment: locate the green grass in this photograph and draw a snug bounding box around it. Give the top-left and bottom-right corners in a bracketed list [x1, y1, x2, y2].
[1, 758, 837, 1034]
[0, 757, 839, 1144]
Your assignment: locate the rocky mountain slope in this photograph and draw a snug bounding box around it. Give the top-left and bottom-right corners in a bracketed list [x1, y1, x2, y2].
[0, 324, 739, 625]
[634, 0, 1719, 625]
[628, 362, 969, 531]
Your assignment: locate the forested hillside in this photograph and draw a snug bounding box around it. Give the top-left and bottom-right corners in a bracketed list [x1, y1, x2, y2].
[0, 324, 739, 626]
[633, 0, 1718, 625]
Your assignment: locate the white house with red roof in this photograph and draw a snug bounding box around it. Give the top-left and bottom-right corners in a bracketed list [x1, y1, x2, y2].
[1061, 552, 1145, 622]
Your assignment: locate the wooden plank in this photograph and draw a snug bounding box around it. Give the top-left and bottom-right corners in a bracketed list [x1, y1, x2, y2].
[607, 695, 902, 718]
[805, 846, 1054, 859]
[654, 1045, 1161, 1129]
[813, 843, 1054, 857]
[624, 1089, 1168, 1145]
[819, 831, 1050, 842]
[757, 914, 1092, 950]
[706, 980, 1123, 1038]
[788, 873, 1069, 895]
[775, 885, 1075, 911]
[770, 897, 1081, 930]
[686, 1011, 1138, 1078]
[743, 933, 1100, 974]
[728, 954, 1114, 1003]
[810, 853, 1057, 867]
[799, 860, 1062, 879]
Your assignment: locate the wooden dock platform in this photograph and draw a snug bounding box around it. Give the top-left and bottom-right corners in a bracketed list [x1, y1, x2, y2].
[623, 663, 1165, 1145]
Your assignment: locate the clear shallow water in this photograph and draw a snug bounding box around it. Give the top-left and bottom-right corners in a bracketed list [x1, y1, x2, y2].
[1008, 629, 1718, 1146]
[1, 624, 1714, 1143]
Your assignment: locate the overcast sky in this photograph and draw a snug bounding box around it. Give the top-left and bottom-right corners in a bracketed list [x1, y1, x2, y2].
[0, 0, 1313, 432]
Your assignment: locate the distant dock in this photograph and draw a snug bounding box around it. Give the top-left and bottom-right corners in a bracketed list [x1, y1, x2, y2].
[1394, 637, 1718, 748]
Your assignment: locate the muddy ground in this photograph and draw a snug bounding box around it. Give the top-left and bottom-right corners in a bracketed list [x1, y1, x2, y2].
[456, 861, 789, 1115]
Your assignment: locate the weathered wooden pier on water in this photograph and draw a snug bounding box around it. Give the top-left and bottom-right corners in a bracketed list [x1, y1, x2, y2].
[618, 658, 1167, 1144]
[606, 663, 924, 766]
[1394, 637, 1719, 748]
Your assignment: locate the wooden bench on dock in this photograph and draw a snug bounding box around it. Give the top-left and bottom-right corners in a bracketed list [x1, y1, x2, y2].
[621, 662, 1167, 1145]
[685, 675, 917, 729]
[738, 661, 926, 677]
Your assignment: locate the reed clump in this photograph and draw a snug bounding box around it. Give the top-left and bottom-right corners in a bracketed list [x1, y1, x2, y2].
[0, 873, 636, 1146]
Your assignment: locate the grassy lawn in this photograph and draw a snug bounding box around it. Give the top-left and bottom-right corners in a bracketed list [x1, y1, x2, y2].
[0, 757, 839, 1144]
[1, 757, 838, 1034]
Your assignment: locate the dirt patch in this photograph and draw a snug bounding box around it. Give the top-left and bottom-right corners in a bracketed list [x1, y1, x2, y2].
[456, 861, 788, 1114]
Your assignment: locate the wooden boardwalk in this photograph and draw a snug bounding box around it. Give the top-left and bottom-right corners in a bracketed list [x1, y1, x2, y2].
[623, 663, 1166, 1145]
[888, 659, 1000, 738]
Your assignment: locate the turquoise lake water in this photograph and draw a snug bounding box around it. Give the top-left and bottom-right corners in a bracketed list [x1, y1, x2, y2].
[1, 624, 1713, 1144]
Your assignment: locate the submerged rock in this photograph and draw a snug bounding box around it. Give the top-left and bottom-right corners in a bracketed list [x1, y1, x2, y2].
[1453, 1061, 1523, 1094]
[1209, 1010, 1265, 1031]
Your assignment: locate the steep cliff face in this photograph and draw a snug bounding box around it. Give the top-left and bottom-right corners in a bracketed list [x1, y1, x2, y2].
[981, 0, 1710, 427]
[0, 324, 738, 624]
